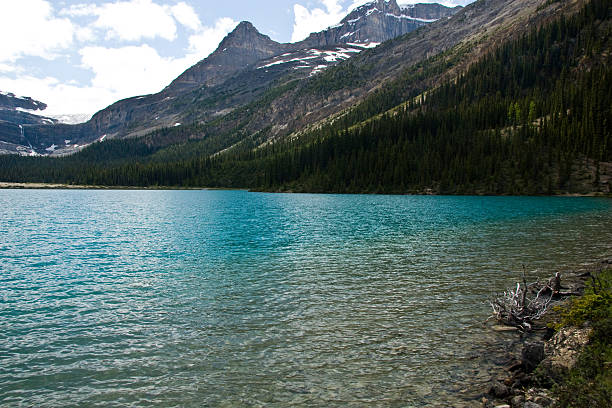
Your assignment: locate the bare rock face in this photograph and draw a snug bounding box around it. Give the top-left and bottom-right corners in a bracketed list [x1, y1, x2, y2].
[167, 21, 289, 93]
[165, 3, 461, 95]
[407, 3, 463, 20]
[538, 326, 592, 381]
[0, 91, 47, 111]
[0, 92, 59, 154]
[298, 0, 460, 46]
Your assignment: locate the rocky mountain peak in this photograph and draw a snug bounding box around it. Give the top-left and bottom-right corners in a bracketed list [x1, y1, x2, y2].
[218, 21, 265, 47]
[0, 1, 463, 155]
[165, 21, 287, 93]
[232, 21, 258, 34]
[213, 20, 284, 57]
[344, 0, 402, 22]
[297, 1, 460, 47]
[0, 91, 47, 111]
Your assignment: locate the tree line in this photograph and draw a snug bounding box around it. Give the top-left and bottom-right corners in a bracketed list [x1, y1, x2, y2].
[0, 0, 610, 194]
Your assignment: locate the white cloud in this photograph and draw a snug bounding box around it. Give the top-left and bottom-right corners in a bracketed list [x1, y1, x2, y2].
[0, 74, 113, 117]
[0, 64, 20, 74]
[291, 0, 371, 42]
[75, 17, 239, 103]
[76, 27, 97, 43]
[61, 3, 97, 17]
[0, 0, 244, 117]
[171, 2, 201, 31]
[187, 17, 238, 56]
[0, 0, 74, 63]
[63, 0, 178, 42]
[79, 44, 189, 95]
[0, 14, 238, 117]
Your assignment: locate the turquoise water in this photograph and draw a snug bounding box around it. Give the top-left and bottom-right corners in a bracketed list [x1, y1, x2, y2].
[1, 190, 611, 407]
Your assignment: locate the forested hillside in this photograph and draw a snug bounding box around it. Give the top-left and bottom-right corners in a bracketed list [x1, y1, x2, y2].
[0, 0, 610, 194]
[262, 0, 612, 194]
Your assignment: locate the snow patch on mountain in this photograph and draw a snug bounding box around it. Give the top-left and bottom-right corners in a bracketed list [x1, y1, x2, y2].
[47, 113, 92, 124]
[257, 44, 376, 71]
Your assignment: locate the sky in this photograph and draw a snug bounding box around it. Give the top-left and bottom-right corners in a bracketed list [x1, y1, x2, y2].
[0, 0, 474, 120]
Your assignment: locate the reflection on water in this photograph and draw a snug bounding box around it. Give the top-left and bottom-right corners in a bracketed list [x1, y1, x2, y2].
[1, 191, 611, 406]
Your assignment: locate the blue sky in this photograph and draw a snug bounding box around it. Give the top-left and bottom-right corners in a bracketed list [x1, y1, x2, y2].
[0, 0, 474, 119]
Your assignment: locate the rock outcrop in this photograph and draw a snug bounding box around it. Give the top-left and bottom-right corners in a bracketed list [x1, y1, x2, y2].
[166, 21, 290, 93]
[298, 0, 460, 46]
[0, 92, 58, 155]
[0, 91, 47, 112]
[538, 326, 593, 382]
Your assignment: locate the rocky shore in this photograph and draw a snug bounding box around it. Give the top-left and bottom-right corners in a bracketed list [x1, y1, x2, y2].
[0, 182, 206, 190]
[481, 259, 612, 408]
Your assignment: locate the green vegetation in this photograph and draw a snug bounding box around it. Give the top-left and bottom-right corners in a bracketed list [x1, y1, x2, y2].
[551, 269, 612, 407]
[0, 0, 610, 193]
[556, 271, 612, 329]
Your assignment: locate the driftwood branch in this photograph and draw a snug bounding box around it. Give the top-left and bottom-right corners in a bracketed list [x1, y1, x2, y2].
[488, 270, 559, 331]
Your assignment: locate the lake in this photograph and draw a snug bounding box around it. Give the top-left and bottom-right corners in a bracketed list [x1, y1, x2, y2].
[1, 190, 611, 407]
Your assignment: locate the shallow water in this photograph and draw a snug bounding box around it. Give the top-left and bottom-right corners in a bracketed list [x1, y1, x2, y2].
[1, 190, 611, 407]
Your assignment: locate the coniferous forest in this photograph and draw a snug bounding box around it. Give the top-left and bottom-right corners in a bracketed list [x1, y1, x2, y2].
[0, 0, 610, 194]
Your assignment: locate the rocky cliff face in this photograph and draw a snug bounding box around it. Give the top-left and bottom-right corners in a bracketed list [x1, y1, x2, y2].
[166, 21, 290, 94]
[404, 2, 463, 20]
[297, 0, 460, 46]
[0, 91, 47, 112]
[166, 2, 461, 95]
[0, 92, 59, 155]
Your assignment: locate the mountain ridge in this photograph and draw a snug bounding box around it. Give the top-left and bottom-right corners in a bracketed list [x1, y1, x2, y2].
[166, 21, 290, 93]
[0, 1, 460, 156]
[296, 0, 459, 47]
[1, 0, 609, 196]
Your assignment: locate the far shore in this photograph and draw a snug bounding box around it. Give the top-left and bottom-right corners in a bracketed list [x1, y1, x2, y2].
[1, 181, 611, 197]
[0, 182, 206, 190]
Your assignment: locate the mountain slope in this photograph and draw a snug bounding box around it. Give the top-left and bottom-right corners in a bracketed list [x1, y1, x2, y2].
[256, 0, 612, 194]
[163, 0, 577, 153]
[0, 1, 459, 157]
[0, 92, 58, 155]
[1, 0, 609, 195]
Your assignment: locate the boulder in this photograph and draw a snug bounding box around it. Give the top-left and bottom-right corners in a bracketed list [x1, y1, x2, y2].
[510, 395, 525, 407]
[523, 387, 555, 407]
[488, 381, 510, 398]
[521, 342, 545, 372]
[538, 326, 592, 381]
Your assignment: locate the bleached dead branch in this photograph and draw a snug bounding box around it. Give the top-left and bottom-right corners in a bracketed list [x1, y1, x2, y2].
[488, 267, 556, 331]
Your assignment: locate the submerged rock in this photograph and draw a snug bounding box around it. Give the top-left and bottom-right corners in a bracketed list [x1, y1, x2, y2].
[488, 381, 510, 398]
[510, 394, 525, 407]
[521, 342, 545, 372]
[523, 402, 544, 408]
[523, 387, 555, 407]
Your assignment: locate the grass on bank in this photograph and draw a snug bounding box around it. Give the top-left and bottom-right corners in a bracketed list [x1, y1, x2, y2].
[549, 268, 612, 407]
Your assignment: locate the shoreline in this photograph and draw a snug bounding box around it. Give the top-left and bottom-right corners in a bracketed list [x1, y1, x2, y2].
[481, 258, 612, 408]
[0, 182, 206, 190]
[1, 181, 611, 197]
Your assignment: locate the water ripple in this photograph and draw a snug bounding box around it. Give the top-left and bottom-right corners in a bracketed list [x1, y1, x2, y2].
[1, 191, 611, 406]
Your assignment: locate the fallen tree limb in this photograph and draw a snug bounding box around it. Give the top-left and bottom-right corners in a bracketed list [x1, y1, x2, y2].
[488, 267, 557, 331]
